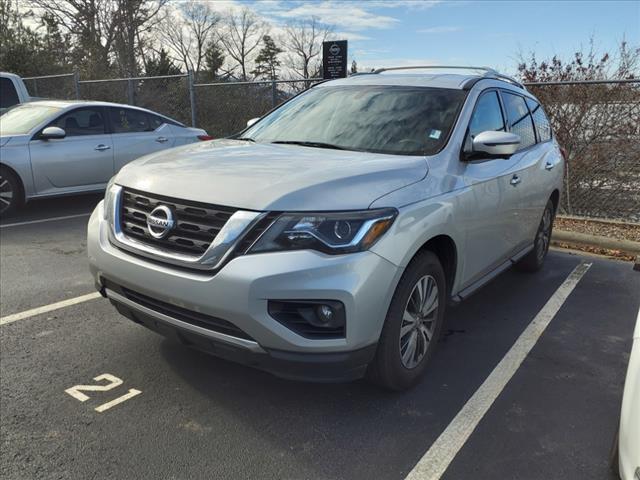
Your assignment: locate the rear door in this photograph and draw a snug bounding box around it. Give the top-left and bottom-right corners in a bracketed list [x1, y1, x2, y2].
[29, 106, 114, 192]
[109, 107, 176, 173]
[499, 90, 548, 249]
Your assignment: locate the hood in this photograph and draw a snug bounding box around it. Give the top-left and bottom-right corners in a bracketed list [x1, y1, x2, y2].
[116, 139, 428, 211]
[0, 135, 29, 147]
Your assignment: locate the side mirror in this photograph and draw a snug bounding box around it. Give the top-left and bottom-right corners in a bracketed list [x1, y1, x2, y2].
[40, 126, 66, 140]
[471, 131, 520, 158]
[246, 117, 260, 128]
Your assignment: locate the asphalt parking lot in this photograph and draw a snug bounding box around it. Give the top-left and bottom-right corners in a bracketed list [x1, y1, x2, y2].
[1, 195, 639, 480]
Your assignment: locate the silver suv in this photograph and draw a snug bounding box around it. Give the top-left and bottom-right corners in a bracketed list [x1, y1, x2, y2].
[88, 66, 564, 390]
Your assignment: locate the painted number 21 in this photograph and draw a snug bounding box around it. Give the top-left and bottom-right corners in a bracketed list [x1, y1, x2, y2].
[65, 374, 141, 413]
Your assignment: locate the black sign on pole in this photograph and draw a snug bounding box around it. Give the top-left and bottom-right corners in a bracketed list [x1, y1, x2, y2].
[322, 40, 348, 80]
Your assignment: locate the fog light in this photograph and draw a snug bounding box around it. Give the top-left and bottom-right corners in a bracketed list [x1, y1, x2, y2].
[267, 300, 346, 339]
[316, 305, 334, 324]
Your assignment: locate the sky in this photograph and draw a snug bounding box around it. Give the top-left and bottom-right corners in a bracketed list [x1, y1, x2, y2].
[240, 0, 640, 74]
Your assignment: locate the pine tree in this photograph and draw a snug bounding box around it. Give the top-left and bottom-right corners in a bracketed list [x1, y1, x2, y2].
[251, 35, 283, 80]
[204, 42, 225, 80]
[145, 48, 181, 76]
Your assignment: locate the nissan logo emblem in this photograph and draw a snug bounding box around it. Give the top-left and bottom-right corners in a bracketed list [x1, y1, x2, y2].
[329, 43, 340, 56]
[147, 205, 175, 239]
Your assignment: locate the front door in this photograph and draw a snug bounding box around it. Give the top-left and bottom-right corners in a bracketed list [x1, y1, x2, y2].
[29, 107, 113, 193]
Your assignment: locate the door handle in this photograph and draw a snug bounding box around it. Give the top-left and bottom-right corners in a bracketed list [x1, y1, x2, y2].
[156, 136, 169, 143]
[510, 174, 521, 186]
[94, 144, 111, 151]
[545, 162, 555, 171]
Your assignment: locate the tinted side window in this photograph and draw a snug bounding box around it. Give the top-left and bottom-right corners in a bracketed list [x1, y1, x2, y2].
[0, 78, 20, 109]
[148, 114, 166, 130]
[526, 97, 552, 142]
[502, 92, 536, 149]
[110, 108, 152, 133]
[465, 91, 505, 150]
[50, 108, 106, 136]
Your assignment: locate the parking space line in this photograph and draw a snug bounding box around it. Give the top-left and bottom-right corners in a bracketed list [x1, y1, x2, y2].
[0, 213, 91, 229]
[0, 292, 102, 326]
[405, 261, 592, 480]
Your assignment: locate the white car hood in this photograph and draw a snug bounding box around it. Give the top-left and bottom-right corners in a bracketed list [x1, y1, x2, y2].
[116, 139, 428, 211]
[0, 135, 29, 147]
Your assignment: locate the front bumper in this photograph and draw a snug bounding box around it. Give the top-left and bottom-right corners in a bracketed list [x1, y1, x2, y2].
[88, 201, 402, 381]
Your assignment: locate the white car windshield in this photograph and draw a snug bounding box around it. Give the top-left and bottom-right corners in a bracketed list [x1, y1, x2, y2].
[0, 104, 63, 136]
[242, 85, 467, 156]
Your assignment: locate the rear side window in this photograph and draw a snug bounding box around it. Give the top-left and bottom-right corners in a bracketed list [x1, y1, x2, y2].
[468, 91, 505, 139]
[110, 107, 152, 133]
[148, 114, 166, 130]
[50, 108, 106, 136]
[501, 92, 536, 149]
[0, 78, 19, 109]
[526, 97, 552, 142]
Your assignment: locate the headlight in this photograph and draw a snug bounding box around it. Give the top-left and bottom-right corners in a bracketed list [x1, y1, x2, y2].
[103, 177, 120, 221]
[249, 208, 397, 254]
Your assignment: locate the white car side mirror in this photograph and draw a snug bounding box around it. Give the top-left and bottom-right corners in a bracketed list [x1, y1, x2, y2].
[472, 131, 520, 158]
[246, 117, 260, 128]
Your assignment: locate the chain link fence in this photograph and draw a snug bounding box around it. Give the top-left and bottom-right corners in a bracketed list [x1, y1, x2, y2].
[18, 73, 640, 223]
[525, 80, 640, 222]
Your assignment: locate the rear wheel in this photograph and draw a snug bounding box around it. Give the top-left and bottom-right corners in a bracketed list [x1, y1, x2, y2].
[0, 167, 23, 216]
[516, 199, 555, 273]
[367, 251, 446, 391]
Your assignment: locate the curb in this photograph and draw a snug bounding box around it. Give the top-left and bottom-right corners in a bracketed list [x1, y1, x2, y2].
[551, 229, 640, 256]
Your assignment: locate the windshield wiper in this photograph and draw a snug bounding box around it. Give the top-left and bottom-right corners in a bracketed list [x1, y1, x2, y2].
[235, 137, 255, 142]
[271, 140, 347, 151]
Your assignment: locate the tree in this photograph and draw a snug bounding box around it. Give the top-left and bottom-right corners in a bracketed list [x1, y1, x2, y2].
[145, 48, 181, 76]
[158, 0, 220, 81]
[281, 17, 333, 80]
[219, 7, 265, 81]
[518, 38, 640, 216]
[251, 35, 283, 80]
[204, 42, 225, 80]
[0, 0, 71, 76]
[28, 0, 165, 78]
[350, 60, 358, 74]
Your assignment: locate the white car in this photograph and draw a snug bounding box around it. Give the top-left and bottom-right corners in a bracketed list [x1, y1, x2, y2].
[614, 307, 640, 479]
[0, 72, 32, 114]
[0, 100, 211, 214]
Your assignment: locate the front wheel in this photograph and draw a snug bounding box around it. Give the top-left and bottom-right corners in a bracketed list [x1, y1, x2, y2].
[516, 199, 555, 273]
[0, 167, 23, 216]
[367, 251, 446, 391]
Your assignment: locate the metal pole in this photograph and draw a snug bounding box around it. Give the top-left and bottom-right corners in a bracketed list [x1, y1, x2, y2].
[73, 70, 80, 100]
[271, 80, 277, 108]
[188, 71, 197, 128]
[127, 78, 135, 105]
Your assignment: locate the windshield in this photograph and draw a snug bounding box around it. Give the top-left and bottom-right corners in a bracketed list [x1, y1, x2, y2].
[0, 104, 62, 136]
[243, 85, 466, 156]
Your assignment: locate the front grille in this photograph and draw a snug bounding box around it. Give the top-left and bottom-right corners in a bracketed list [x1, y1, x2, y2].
[105, 279, 255, 341]
[120, 188, 237, 256]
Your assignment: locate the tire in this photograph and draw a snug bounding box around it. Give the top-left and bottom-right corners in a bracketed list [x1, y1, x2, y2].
[367, 251, 447, 391]
[515, 199, 555, 273]
[0, 167, 23, 216]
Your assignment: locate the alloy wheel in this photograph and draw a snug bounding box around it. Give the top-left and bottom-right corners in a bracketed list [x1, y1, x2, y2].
[536, 207, 552, 261]
[0, 173, 14, 214]
[399, 275, 439, 369]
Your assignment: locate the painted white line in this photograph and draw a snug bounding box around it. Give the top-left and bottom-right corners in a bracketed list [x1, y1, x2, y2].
[0, 213, 91, 229]
[0, 292, 102, 326]
[405, 261, 592, 480]
[95, 389, 142, 413]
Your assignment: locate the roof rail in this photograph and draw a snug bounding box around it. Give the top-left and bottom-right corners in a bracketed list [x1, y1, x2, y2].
[371, 65, 525, 90]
